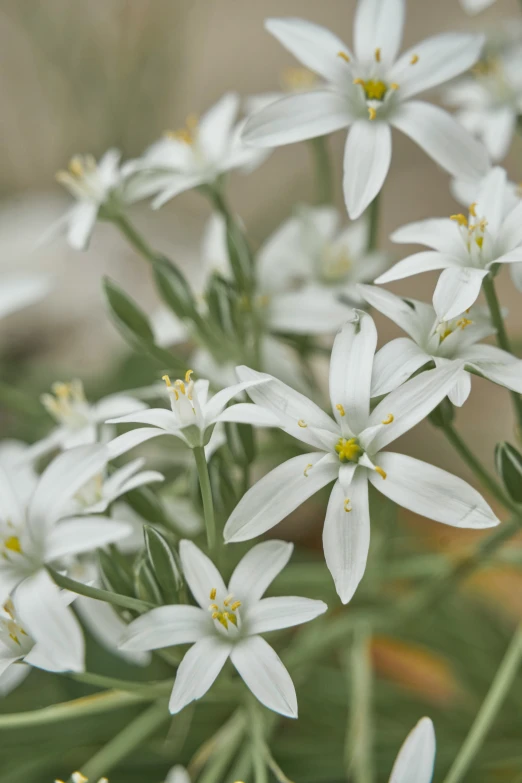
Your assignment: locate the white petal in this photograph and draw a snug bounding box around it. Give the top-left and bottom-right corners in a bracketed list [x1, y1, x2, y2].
[364, 363, 462, 452]
[392, 101, 489, 181]
[265, 17, 352, 82]
[247, 596, 327, 635]
[179, 539, 227, 609]
[45, 517, 131, 560]
[475, 166, 507, 238]
[433, 267, 487, 321]
[77, 597, 150, 666]
[235, 365, 338, 450]
[93, 394, 147, 422]
[460, 0, 495, 12]
[371, 339, 429, 397]
[109, 469, 164, 499]
[213, 403, 281, 427]
[323, 474, 370, 604]
[242, 91, 352, 147]
[358, 284, 436, 342]
[204, 379, 270, 425]
[467, 356, 522, 393]
[224, 453, 338, 543]
[151, 174, 207, 209]
[230, 636, 298, 718]
[67, 202, 98, 250]
[0, 276, 51, 319]
[169, 637, 231, 714]
[107, 427, 169, 460]
[105, 408, 176, 429]
[500, 200, 522, 254]
[0, 466, 25, 529]
[390, 33, 485, 100]
[202, 213, 230, 278]
[483, 108, 515, 162]
[229, 540, 294, 604]
[511, 262, 522, 292]
[354, 0, 405, 65]
[343, 120, 392, 219]
[0, 665, 29, 697]
[389, 717, 436, 783]
[120, 605, 210, 651]
[369, 452, 499, 528]
[375, 251, 462, 285]
[493, 248, 522, 266]
[166, 766, 191, 783]
[329, 311, 377, 434]
[198, 93, 239, 163]
[15, 570, 84, 673]
[269, 288, 353, 335]
[447, 370, 472, 407]
[390, 218, 464, 256]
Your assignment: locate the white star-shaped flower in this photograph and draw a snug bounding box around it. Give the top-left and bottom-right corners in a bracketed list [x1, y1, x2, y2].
[242, 0, 488, 218]
[389, 717, 436, 783]
[120, 539, 327, 717]
[224, 311, 499, 604]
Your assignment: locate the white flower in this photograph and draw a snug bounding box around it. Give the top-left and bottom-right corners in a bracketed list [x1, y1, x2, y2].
[242, 0, 488, 218]
[0, 276, 51, 320]
[105, 371, 276, 459]
[123, 93, 269, 209]
[224, 312, 499, 604]
[166, 766, 191, 783]
[376, 167, 522, 320]
[120, 539, 327, 717]
[444, 45, 522, 161]
[25, 379, 148, 461]
[460, 0, 496, 14]
[389, 717, 436, 783]
[54, 149, 125, 250]
[0, 444, 131, 603]
[359, 284, 522, 406]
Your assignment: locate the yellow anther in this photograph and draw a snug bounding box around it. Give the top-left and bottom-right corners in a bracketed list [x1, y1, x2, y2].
[479, 218, 488, 231]
[456, 318, 473, 329]
[227, 612, 238, 627]
[211, 611, 220, 620]
[162, 374, 172, 388]
[209, 587, 217, 600]
[338, 51, 351, 62]
[375, 466, 387, 480]
[68, 157, 85, 178]
[231, 601, 242, 611]
[410, 54, 419, 65]
[209, 603, 218, 611]
[185, 369, 194, 384]
[344, 498, 352, 513]
[336, 404, 346, 417]
[298, 419, 307, 428]
[4, 536, 21, 554]
[375, 47, 381, 62]
[9, 633, 20, 646]
[223, 594, 233, 607]
[476, 236, 484, 249]
[469, 202, 477, 217]
[353, 78, 365, 86]
[368, 107, 377, 121]
[174, 379, 186, 395]
[281, 66, 318, 91]
[390, 82, 399, 90]
[450, 214, 468, 227]
[382, 413, 394, 425]
[304, 463, 313, 478]
[335, 437, 362, 463]
[72, 774, 89, 783]
[3, 599, 14, 619]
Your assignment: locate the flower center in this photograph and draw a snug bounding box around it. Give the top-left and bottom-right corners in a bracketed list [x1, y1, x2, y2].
[0, 600, 30, 651]
[208, 587, 242, 630]
[162, 370, 199, 428]
[450, 204, 489, 258]
[165, 114, 199, 145]
[3, 535, 22, 554]
[56, 154, 97, 184]
[320, 244, 352, 282]
[335, 437, 363, 463]
[436, 317, 473, 343]
[41, 380, 90, 430]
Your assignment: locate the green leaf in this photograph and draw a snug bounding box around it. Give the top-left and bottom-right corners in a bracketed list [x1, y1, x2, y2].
[144, 525, 183, 603]
[153, 258, 197, 321]
[98, 547, 134, 597]
[224, 421, 256, 466]
[124, 485, 172, 529]
[133, 553, 163, 605]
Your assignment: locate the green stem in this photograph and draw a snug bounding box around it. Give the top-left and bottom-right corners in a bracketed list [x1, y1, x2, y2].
[367, 193, 381, 253]
[111, 213, 160, 265]
[309, 136, 333, 205]
[204, 184, 254, 294]
[69, 672, 172, 696]
[442, 624, 522, 783]
[248, 697, 268, 783]
[80, 700, 169, 782]
[442, 422, 517, 511]
[482, 274, 522, 435]
[193, 445, 217, 554]
[48, 567, 153, 613]
[346, 624, 374, 783]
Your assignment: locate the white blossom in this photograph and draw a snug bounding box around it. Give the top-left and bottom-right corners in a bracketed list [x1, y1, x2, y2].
[389, 717, 436, 782]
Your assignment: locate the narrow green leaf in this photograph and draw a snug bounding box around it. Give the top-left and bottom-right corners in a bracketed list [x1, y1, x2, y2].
[144, 525, 183, 603]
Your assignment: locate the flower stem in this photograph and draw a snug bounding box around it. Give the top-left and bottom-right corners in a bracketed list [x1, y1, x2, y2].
[346, 623, 374, 783]
[442, 623, 522, 783]
[48, 567, 154, 613]
[482, 274, 522, 435]
[193, 445, 217, 555]
[367, 193, 381, 253]
[80, 699, 169, 782]
[441, 422, 517, 511]
[69, 672, 172, 696]
[309, 136, 333, 205]
[111, 213, 160, 266]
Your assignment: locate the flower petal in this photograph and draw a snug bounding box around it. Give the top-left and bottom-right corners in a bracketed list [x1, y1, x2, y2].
[389, 717, 436, 783]
[390, 218, 464, 256]
[475, 166, 507, 238]
[107, 427, 169, 460]
[268, 287, 353, 335]
[224, 453, 338, 543]
[198, 93, 239, 163]
[230, 635, 298, 718]
[500, 200, 522, 254]
[229, 540, 294, 604]
[105, 408, 177, 429]
[329, 311, 377, 435]
[447, 369, 472, 407]
[371, 338, 430, 397]
[213, 403, 281, 427]
[376, 251, 462, 285]
[45, 517, 132, 560]
[358, 284, 436, 343]
[369, 452, 499, 528]
[67, 202, 98, 251]
[242, 91, 352, 147]
[483, 107, 516, 162]
[179, 539, 227, 609]
[247, 596, 327, 635]
[323, 474, 370, 604]
[343, 120, 392, 219]
[204, 379, 270, 425]
[120, 605, 210, 651]
[466, 352, 522, 393]
[389, 33, 485, 100]
[433, 267, 487, 321]
[77, 597, 150, 666]
[354, 0, 405, 65]
[169, 637, 231, 714]
[265, 17, 352, 83]
[392, 101, 489, 181]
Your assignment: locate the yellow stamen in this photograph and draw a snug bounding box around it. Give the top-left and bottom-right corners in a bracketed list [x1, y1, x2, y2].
[162, 374, 172, 388]
[344, 498, 352, 512]
[390, 82, 399, 90]
[304, 463, 313, 478]
[456, 317, 473, 329]
[209, 587, 216, 600]
[469, 202, 477, 217]
[185, 369, 194, 384]
[353, 78, 365, 86]
[410, 54, 419, 65]
[374, 47, 381, 62]
[450, 214, 468, 227]
[476, 236, 484, 249]
[298, 419, 307, 428]
[231, 601, 241, 611]
[338, 51, 351, 62]
[209, 603, 218, 611]
[227, 612, 238, 627]
[381, 413, 394, 425]
[368, 107, 377, 121]
[336, 403, 346, 417]
[72, 774, 89, 783]
[335, 437, 362, 463]
[479, 218, 488, 231]
[174, 379, 186, 395]
[68, 157, 84, 178]
[223, 594, 233, 607]
[375, 466, 387, 480]
[4, 536, 21, 554]
[3, 599, 14, 619]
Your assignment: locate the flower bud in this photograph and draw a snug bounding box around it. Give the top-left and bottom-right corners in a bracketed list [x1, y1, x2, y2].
[495, 442, 522, 503]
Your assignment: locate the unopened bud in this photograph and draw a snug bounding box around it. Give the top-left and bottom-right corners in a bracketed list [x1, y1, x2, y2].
[495, 442, 522, 503]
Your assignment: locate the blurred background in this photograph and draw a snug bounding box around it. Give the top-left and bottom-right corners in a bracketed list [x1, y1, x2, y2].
[1, 1, 522, 781]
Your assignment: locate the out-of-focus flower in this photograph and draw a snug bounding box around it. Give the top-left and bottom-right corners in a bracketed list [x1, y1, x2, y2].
[26, 379, 148, 461]
[460, 0, 496, 14]
[224, 312, 498, 604]
[120, 539, 327, 716]
[245, 65, 323, 115]
[0, 276, 51, 320]
[242, 0, 488, 218]
[444, 46, 522, 161]
[389, 717, 436, 783]
[359, 284, 522, 406]
[377, 167, 522, 320]
[123, 93, 269, 209]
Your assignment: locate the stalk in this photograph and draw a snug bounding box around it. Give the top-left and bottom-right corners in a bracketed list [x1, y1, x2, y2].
[48, 567, 153, 613]
[308, 136, 333, 205]
[111, 213, 160, 266]
[367, 193, 381, 253]
[193, 445, 217, 555]
[346, 624, 374, 783]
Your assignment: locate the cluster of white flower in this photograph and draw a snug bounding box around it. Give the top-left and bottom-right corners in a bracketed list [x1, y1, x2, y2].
[4, 0, 522, 781]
